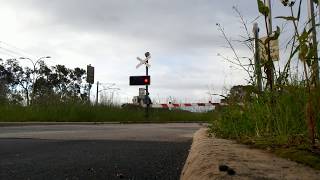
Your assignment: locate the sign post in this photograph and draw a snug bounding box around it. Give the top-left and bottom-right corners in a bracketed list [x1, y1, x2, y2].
[253, 23, 262, 93]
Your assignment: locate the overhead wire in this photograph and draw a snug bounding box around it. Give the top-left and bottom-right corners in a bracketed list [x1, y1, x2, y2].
[0, 46, 24, 57]
[0, 49, 17, 58]
[0, 41, 34, 58]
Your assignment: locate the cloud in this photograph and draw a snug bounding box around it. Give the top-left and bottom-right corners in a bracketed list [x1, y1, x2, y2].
[0, 0, 259, 103]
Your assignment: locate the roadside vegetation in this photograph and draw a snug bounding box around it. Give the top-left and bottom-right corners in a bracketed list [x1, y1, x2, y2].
[0, 104, 212, 123]
[209, 86, 320, 169]
[210, 0, 320, 169]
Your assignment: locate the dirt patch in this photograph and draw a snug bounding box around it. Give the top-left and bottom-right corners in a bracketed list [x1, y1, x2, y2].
[181, 128, 320, 180]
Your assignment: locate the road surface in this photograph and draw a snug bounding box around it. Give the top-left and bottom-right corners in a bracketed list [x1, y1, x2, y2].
[0, 123, 203, 180]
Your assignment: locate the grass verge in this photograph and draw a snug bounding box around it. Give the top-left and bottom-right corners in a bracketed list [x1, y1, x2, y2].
[209, 86, 320, 170]
[0, 104, 213, 123]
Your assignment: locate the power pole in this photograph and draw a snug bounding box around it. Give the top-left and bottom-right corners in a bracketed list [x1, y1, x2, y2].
[96, 81, 99, 105]
[307, 0, 319, 85]
[253, 23, 263, 92]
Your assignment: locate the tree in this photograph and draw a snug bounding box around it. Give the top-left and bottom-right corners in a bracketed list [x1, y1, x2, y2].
[3, 59, 25, 104]
[0, 59, 9, 104]
[0, 58, 88, 105]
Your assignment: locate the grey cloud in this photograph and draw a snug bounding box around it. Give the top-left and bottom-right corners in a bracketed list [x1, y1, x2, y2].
[0, 0, 259, 102]
[6, 0, 256, 53]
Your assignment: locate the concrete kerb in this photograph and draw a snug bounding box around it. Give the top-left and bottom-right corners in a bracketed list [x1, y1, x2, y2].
[180, 128, 320, 180]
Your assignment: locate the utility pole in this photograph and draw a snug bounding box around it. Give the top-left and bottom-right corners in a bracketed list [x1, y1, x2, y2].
[96, 81, 99, 105]
[253, 23, 263, 92]
[307, 0, 319, 85]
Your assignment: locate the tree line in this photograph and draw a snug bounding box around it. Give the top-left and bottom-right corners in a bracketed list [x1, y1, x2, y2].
[0, 58, 89, 105]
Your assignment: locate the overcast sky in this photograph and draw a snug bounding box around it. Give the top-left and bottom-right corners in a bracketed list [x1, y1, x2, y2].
[0, 0, 317, 103]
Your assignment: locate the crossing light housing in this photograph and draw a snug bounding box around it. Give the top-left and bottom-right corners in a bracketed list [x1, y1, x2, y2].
[129, 76, 151, 86]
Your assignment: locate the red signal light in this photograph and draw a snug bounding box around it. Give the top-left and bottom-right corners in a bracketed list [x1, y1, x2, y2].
[129, 76, 150, 85]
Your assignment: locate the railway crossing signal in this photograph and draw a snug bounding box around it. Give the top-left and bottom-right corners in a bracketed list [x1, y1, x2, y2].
[130, 52, 152, 119]
[129, 76, 150, 85]
[86, 64, 95, 102]
[86, 65, 95, 84]
[136, 57, 151, 69]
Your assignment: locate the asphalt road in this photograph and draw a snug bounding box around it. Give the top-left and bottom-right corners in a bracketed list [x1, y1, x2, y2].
[0, 123, 203, 180]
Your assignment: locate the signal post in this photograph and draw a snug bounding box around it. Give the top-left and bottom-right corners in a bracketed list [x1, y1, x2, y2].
[145, 52, 151, 118]
[130, 52, 152, 118]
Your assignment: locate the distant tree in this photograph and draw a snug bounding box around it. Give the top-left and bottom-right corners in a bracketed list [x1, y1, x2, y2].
[33, 63, 87, 105]
[0, 60, 9, 104]
[0, 58, 88, 105]
[228, 85, 256, 103]
[69, 67, 86, 100]
[15, 67, 32, 105]
[3, 59, 25, 104]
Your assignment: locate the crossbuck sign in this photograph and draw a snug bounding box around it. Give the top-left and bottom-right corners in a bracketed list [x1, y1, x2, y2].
[136, 56, 151, 69]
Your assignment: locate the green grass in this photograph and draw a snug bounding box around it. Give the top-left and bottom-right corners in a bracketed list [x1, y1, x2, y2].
[209, 85, 320, 169]
[274, 148, 320, 170]
[210, 86, 319, 141]
[0, 104, 213, 123]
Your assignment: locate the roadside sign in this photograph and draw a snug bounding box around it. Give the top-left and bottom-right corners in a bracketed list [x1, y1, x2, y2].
[259, 36, 279, 61]
[87, 65, 94, 84]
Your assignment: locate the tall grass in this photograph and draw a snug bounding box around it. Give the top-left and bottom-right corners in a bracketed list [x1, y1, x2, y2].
[209, 85, 320, 169]
[210, 85, 319, 145]
[0, 104, 212, 123]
